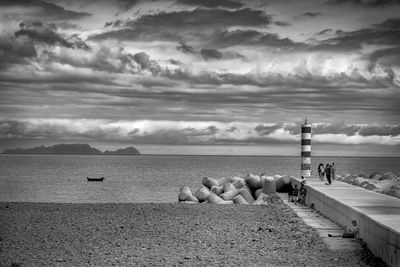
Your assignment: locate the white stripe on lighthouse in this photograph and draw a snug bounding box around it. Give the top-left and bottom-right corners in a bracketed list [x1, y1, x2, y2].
[301, 133, 311, 140]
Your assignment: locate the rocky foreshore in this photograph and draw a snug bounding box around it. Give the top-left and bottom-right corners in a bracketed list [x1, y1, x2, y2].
[0, 202, 384, 266]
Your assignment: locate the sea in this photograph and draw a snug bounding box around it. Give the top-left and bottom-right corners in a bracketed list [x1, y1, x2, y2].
[0, 154, 399, 203]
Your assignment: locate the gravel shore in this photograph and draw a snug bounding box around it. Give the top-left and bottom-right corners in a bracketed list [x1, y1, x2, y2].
[0, 201, 385, 266]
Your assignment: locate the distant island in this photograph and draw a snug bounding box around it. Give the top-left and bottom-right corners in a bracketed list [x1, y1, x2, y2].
[2, 144, 141, 155]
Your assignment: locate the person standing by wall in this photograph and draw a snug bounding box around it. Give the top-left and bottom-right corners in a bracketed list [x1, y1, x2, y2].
[299, 183, 307, 205]
[325, 164, 332, 185]
[318, 163, 324, 181]
[331, 163, 336, 180]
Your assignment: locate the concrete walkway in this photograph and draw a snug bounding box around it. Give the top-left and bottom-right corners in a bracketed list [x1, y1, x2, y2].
[305, 179, 400, 232]
[277, 192, 363, 251]
[290, 178, 400, 267]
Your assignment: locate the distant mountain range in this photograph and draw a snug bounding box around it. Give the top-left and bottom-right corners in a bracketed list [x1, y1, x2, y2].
[2, 144, 141, 155]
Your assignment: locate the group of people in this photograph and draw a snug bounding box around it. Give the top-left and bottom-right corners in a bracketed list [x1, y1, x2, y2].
[318, 163, 336, 185]
[288, 178, 307, 205]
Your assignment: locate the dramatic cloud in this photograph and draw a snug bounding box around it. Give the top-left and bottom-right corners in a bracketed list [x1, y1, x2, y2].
[0, 0, 91, 21]
[15, 21, 90, 50]
[314, 17, 400, 51]
[0, 35, 37, 69]
[90, 8, 273, 42]
[299, 12, 322, 17]
[326, 0, 400, 6]
[200, 48, 223, 60]
[175, 0, 244, 8]
[176, 41, 195, 54]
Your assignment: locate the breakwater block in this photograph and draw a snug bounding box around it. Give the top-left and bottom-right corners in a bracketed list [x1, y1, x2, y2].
[178, 186, 199, 202]
[179, 173, 284, 205]
[233, 194, 248, 204]
[261, 176, 276, 195]
[211, 185, 224, 195]
[275, 175, 291, 192]
[340, 171, 400, 199]
[195, 186, 210, 202]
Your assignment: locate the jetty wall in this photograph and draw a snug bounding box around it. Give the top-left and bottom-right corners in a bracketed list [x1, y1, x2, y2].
[292, 178, 400, 267]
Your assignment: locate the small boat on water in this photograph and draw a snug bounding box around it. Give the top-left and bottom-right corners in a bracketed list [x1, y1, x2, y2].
[87, 177, 105, 182]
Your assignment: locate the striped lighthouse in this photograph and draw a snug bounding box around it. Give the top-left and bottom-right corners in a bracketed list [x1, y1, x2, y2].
[301, 119, 312, 177]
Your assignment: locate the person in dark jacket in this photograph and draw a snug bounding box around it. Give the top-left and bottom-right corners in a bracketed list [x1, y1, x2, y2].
[325, 164, 332, 185]
[298, 184, 307, 205]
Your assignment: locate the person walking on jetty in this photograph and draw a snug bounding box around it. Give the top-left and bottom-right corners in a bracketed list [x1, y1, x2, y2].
[293, 184, 299, 205]
[325, 164, 332, 185]
[318, 163, 325, 181]
[331, 163, 336, 180]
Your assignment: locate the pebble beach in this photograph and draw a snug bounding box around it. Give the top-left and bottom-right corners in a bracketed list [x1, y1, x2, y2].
[0, 200, 385, 267]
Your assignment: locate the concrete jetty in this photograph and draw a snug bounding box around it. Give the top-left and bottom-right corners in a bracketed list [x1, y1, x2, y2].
[293, 177, 400, 267]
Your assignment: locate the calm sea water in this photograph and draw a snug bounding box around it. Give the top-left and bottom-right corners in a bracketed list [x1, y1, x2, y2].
[0, 154, 399, 203]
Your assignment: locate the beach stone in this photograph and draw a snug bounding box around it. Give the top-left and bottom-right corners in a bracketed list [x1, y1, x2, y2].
[178, 186, 199, 203]
[195, 186, 210, 202]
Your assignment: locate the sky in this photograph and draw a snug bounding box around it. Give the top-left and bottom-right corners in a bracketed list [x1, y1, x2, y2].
[0, 0, 399, 156]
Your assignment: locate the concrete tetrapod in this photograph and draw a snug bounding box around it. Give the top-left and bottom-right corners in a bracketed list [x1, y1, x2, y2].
[210, 185, 224, 195]
[352, 177, 366, 187]
[379, 172, 398, 181]
[195, 186, 210, 202]
[178, 186, 199, 202]
[207, 192, 233, 204]
[366, 183, 382, 191]
[239, 187, 255, 204]
[202, 177, 228, 188]
[232, 178, 246, 189]
[233, 194, 248, 204]
[253, 192, 269, 205]
[254, 188, 262, 199]
[385, 189, 400, 199]
[223, 182, 236, 193]
[220, 186, 241, 200]
[275, 175, 291, 192]
[244, 174, 261, 190]
[261, 176, 276, 195]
